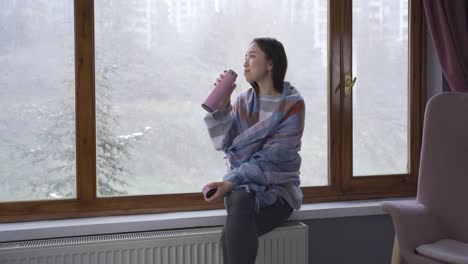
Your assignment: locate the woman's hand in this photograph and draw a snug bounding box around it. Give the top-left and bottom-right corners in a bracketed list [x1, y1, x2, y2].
[204, 181, 234, 203]
[214, 70, 237, 109]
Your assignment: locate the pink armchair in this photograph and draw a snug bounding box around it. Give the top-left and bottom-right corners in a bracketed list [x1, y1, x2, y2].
[381, 92, 468, 263]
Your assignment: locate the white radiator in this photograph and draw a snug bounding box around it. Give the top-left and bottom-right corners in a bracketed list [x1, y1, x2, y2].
[0, 221, 308, 264]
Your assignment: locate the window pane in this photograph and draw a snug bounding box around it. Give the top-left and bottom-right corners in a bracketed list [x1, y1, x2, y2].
[352, 0, 408, 176]
[0, 1, 75, 201]
[95, 0, 328, 196]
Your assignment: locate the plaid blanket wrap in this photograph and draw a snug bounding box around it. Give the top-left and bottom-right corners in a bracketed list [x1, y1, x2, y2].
[204, 82, 305, 211]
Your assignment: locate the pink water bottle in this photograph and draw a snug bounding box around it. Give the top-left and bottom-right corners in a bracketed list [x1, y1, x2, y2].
[202, 69, 237, 112]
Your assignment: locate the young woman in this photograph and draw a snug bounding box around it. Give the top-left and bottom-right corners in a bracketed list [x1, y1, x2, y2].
[203, 37, 305, 264]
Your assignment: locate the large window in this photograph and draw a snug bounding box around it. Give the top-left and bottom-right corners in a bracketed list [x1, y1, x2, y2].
[0, 1, 75, 202]
[0, 0, 425, 222]
[352, 0, 408, 176]
[93, 0, 329, 197]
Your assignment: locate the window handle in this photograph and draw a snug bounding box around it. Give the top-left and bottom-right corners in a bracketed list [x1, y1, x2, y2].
[344, 73, 357, 97]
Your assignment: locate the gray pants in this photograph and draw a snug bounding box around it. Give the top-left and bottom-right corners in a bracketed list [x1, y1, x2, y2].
[221, 189, 293, 264]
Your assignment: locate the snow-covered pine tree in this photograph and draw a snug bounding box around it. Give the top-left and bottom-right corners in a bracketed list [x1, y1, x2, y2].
[12, 63, 149, 199]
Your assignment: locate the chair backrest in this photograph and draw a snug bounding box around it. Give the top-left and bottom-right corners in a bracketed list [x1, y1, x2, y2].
[417, 92, 468, 242]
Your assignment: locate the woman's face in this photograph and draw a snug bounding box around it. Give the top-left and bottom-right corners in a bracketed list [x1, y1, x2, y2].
[243, 42, 272, 83]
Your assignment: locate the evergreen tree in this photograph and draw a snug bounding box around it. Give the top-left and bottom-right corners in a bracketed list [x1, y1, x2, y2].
[12, 63, 149, 198]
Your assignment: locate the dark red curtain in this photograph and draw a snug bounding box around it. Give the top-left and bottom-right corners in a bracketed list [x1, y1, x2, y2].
[424, 0, 468, 92]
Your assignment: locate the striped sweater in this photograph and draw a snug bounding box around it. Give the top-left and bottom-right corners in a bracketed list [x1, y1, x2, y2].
[204, 82, 305, 211]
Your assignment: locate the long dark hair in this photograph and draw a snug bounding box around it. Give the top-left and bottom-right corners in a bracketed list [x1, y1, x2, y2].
[250, 38, 288, 94]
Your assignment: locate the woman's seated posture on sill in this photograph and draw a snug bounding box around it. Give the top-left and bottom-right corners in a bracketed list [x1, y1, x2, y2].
[203, 37, 305, 264]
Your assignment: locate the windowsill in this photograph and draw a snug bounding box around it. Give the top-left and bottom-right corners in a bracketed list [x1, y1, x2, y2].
[0, 197, 414, 243]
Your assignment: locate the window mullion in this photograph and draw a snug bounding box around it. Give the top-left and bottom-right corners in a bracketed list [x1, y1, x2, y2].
[75, 0, 97, 202]
[341, 0, 353, 192]
[328, 0, 345, 194]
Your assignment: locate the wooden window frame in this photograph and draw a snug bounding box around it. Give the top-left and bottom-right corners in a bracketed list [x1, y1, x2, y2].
[0, 0, 426, 223]
[339, 0, 426, 196]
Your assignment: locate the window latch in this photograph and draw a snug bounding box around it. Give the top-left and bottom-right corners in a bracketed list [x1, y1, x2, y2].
[344, 73, 357, 97]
